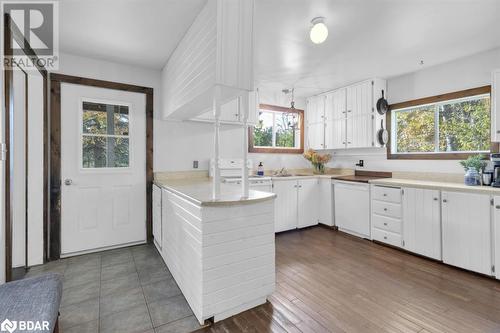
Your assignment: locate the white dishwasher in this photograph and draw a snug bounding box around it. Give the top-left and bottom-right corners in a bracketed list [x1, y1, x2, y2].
[333, 181, 370, 238]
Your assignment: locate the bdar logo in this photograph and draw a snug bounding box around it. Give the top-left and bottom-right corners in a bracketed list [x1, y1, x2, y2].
[0, 319, 17, 333]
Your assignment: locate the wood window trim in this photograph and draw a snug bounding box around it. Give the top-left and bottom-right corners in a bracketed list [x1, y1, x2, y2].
[248, 104, 304, 154]
[386, 85, 496, 160]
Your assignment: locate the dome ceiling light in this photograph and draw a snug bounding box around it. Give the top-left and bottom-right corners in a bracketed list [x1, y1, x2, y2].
[310, 17, 328, 44]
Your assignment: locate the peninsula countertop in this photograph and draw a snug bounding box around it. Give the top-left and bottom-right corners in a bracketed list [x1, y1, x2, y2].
[154, 178, 276, 207]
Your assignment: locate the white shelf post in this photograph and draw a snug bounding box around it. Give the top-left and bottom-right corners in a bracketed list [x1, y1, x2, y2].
[241, 92, 250, 198]
[212, 86, 222, 200]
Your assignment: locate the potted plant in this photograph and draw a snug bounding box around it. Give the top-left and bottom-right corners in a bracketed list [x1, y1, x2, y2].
[303, 149, 332, 174]
[459, 155, 486, 186]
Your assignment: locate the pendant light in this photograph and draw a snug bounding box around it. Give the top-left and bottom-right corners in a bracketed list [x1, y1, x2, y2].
[310, 17, 328, 44]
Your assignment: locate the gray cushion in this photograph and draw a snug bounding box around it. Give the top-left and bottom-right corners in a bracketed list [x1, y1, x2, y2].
[0, 273, 62, 332]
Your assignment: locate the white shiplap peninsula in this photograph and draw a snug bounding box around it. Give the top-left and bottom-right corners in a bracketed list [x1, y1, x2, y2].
[153, 179, 276, 325]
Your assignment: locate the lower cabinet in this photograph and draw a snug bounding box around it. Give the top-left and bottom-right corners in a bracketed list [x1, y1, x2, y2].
[274, 180, 298, 232]
[334, 181, 370, 238]
[402, 187, 441, 260]
[318, 179, 333, 226]
[494, 196, 500, 280]
[273, 178, 319, 232]
[441, 191, 492, 275]
[152, 184, 162, 249]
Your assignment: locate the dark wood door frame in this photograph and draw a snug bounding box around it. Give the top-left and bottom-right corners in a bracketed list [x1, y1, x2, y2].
[4, 13, 48, 282]
[49, 73, 154, 260]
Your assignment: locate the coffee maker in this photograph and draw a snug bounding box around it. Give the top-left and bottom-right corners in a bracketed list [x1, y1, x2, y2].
[491, 153, 500, 187]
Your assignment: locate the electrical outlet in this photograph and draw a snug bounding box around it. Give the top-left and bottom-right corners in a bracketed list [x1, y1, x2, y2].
[355, 160, 364, 167]
[193, 160, 199, 169]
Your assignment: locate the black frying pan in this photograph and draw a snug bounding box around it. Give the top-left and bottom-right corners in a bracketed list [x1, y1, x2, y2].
[376, 90, 389, 115]
[377, 119, 389, 146]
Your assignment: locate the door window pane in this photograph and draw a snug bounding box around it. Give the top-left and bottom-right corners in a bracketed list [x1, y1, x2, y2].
[82, 101, 130, 168]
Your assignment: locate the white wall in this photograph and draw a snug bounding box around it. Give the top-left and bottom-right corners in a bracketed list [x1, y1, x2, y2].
[325, 47, 500, 174]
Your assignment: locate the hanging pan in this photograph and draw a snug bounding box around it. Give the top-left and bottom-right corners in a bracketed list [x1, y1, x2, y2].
[377, 119, 389, 146]
[376, 90, 389, 115]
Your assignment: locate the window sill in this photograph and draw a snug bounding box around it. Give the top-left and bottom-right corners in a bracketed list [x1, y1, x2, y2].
[387, 152, 493, 160]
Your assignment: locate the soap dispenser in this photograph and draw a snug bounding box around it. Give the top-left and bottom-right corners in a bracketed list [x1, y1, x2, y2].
[257, 162, 264, 176]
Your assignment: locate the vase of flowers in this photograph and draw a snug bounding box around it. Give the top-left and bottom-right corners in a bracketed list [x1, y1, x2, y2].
[303, 149, 332, 174]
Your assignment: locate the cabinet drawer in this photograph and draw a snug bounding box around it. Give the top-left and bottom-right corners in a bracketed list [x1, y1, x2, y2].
[372, 200, 401, 218]
[372, 228, 402, 248]
[372, 214, 401, 234]
[372, 186, 401, 203]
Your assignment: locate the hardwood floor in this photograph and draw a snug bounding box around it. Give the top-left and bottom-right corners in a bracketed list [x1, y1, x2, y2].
[196, 227, 500, 333]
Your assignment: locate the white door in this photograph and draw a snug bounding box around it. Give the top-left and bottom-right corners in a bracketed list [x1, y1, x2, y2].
[61, 83, 146, 256]
[273, 180, 298, 232]
[441, 191, 491, 275]
[334, 182, 370, 238]
[402, 187, 441, 260]
[493, 196, 500, 280]
[297, 178, 319, 228]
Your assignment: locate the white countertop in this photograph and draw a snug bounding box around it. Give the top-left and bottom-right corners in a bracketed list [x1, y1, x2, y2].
[369, 178, 500, 195]
[154, 178, 276, 207]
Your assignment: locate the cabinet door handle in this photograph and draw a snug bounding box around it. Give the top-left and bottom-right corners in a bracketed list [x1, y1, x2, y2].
[443, 199, 447, 203]
[383, 222, 388, 226]
[496, 205, 500, 209]
[383, 193, 387, 197]
[383, 208, 388, 211]
[383, 236, 387, 240]
[347, 110, 352, 113]
[433, 198, 438, 201]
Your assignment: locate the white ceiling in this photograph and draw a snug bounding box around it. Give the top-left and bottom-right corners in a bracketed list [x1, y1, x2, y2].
[59, 0, 500, 97]
[59, 0, 206, 69]
[255, 0, 500, 97]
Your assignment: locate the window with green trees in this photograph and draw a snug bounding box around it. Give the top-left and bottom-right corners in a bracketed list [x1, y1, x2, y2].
[250, 105, 303, 153]
[392, 93, 491, 155]
[81, 101, 130, 168]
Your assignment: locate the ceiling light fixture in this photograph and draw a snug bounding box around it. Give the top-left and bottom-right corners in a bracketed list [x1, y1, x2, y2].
[310, 17, 328, 44]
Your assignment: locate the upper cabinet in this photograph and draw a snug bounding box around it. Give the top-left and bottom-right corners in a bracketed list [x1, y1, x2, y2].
[307, 78, 387, 150]
[161, 0, 255, 120]
[492, 70, 500, 142]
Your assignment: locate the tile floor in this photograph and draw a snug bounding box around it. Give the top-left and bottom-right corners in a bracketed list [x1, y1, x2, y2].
[26, 244, 204, 333]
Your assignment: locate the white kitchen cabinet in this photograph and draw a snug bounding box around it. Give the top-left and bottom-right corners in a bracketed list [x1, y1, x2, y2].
[318, 179, 333, 226]
[297, 178, 319, 228]
[162, 0, 254, 120]
[152, 184, 162, 249]
[346, 114, 373, 148]
[334, 181, 370, 238]
[192, 90, 258, 125]
[307, 122, 325, 149]
[492, 70, 500, 142]
[273, 178, 320, 232]
[441, 191, 492, 275]
[273, 180, 298, 232]
[307, 78, 385, 150]
[493, 196, 500, 279]
[402, 187, 441, 260]
[306, 96, 326, 149]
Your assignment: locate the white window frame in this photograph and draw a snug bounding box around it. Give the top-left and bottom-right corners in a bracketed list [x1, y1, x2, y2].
[78, 97, 133, 172]
[391, 93, 491, 155]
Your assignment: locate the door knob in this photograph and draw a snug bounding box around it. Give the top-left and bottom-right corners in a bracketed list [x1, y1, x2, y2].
[64, 179, 73, 186]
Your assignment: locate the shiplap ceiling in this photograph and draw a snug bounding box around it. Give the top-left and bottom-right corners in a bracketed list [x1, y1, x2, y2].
[59, 0, 500, 96]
